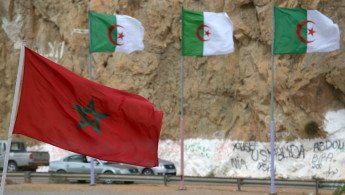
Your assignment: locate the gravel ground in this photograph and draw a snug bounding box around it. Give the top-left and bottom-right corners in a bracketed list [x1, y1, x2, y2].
[3, 182, 335, 195]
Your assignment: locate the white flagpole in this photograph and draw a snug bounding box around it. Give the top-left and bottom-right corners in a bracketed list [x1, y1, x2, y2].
[179, 4, 185, 190]
[0, 41, 26, 195]
[180, 55, 185, 190]
[270, 4, 276, 195]
[87, 6, 96, 186]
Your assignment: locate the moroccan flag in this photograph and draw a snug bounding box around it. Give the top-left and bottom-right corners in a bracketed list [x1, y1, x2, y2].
[88, 10, 144, 54]
[13, 48, 163, 167]
[182, 8, 234, 56]
[274, 7, 340, 54]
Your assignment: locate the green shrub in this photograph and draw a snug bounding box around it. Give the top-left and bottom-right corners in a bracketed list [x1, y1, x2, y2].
[332, 184, 345, 195]
[304, 121, 319, 135]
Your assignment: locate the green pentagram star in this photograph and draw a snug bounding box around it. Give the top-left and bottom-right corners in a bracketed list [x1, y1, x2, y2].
[73, 98, 109, 135]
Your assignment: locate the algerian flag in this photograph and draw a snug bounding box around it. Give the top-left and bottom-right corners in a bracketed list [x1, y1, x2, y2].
[88, 11, 144, 54]
[274, 7, 340, 54]
[182, 8, 234, 56]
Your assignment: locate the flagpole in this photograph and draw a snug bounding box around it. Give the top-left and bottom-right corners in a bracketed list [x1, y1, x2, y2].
[270, 4, 276, 195]
[87, 6, 95, 186]
[180, 56, 185, 190]
[179, 4, 185, 190]
[0, 41, 26, 195]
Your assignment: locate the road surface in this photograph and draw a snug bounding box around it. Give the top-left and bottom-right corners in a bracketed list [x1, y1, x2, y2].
[3, 182, 335, 195]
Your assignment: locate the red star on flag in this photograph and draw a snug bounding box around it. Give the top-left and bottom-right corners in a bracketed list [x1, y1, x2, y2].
[118, 32, 125, 40]
[205, 30, 211, 37]
[308, 27, 316, 36]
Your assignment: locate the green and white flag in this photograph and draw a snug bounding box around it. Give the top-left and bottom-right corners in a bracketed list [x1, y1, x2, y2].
[274, 7, 340, 54]
[88, 11, 144, 54]
[182, 8, 234, 56]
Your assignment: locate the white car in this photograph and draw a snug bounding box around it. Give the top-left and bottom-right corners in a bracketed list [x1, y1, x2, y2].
[49, 154, 139, 176]
[105, 158, 176, 176]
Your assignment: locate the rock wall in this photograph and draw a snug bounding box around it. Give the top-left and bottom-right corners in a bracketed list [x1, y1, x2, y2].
[1, 0, 345, 144]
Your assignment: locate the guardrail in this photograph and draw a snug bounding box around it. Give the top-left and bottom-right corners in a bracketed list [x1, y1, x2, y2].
[1, 172, 345, 194]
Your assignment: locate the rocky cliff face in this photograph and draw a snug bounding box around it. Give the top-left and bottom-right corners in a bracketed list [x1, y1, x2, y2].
[1, 0, 344, 144]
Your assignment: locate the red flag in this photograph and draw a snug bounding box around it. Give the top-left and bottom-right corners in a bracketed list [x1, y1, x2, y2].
[13, 48, 163, 167]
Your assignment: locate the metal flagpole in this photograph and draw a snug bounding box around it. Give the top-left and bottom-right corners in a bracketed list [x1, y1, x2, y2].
[179, 4, 185, 190]
[87, 6, 95, 186]
[270, 4, 276, 195]
[180, 56, 185, 190]
[0, 41, 26, 195]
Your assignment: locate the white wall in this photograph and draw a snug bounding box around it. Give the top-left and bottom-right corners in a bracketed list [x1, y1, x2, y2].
[31, 109, 345, 180]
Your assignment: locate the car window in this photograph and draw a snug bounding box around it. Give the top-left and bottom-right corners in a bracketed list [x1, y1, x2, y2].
[66, 155, 87, 163]
[10, 142, 26, 152]
[101, 160, 119, 165]
[86, 157, 101, 165]
[0, 143, 5, 155]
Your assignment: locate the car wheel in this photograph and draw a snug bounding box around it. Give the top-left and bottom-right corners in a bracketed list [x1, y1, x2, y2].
[104, 171, 114, 184]
[7, 161, 18, 172]
[142, 168, 154, 175]
[54, 169, 68, 183]
[57, 169, 66, 173]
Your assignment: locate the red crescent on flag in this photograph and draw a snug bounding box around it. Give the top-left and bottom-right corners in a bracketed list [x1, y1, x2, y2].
[196, 25, 210, 42]
[108, 25, 124, 46]
[296, 20, 315, 44]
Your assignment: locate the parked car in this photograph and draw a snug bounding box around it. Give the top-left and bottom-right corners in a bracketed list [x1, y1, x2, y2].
[48, 154, 139, 183]
[0, 140, 50, 172]
[105, 158, 176, 176]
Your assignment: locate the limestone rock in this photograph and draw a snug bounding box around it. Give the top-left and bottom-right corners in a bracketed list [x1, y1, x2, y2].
[0, 0, 344, 143]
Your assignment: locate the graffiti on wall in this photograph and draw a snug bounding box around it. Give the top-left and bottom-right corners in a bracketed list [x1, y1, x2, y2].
[158, 138, 345, 179]
[36, 41, 65, 63]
